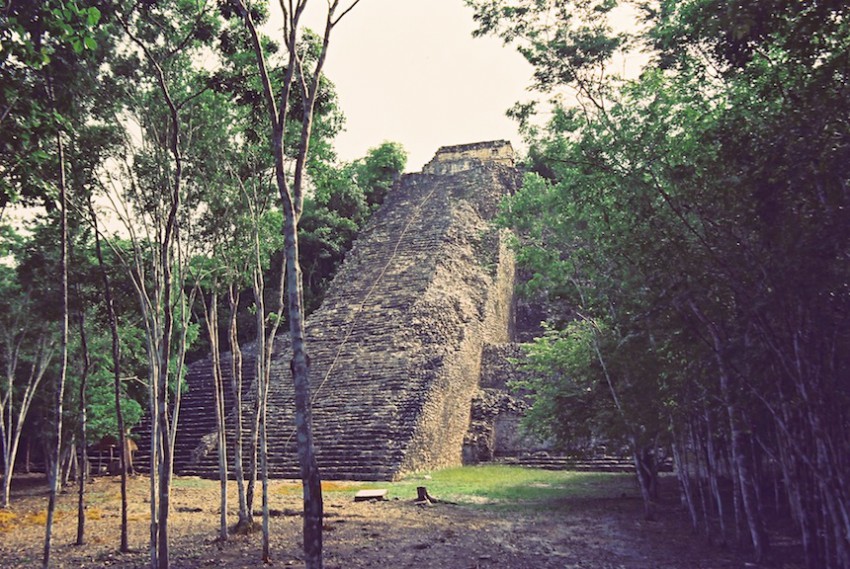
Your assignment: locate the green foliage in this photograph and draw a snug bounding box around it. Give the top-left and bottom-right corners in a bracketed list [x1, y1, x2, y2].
[0, 0, 112, 211]
[352, 141, 408, 209]
[83, 368, 143, 442]
[516, 322, 607, 446]
[299, 141, 407, 312]
[472, 0, 849, 560]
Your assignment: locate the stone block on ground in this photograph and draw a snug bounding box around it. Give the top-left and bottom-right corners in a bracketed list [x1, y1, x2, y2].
[354, 489, 388, 502]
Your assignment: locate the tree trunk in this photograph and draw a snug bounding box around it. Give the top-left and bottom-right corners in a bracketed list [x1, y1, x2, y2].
[202, 288, 229, 542]
[228, 286, 251, 529]
[246, 388, 260, 517]
[703, 407, 727, 542]
[690, 300, 767, 560]
[61, 443, 75, 488]
[717, 360, 768, 560]
[260, 397, 270, 562]
[688, 417, 712, 543]
[90, 201, 130, 553]
[670, 423, 698, 532]
[157, 383, 172, 569]
[252, 252, 283, 560]
[42, 126, 69, 569]
[2, 337, 52, 509]
[233, 3, 363, 566]
[283, 209, 324, 569]
[76, 308, 91, 546]
[630, 435, 656, 521]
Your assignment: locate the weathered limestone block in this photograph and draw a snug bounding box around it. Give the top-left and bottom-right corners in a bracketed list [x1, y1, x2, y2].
[465, 343, 552, 461]
[462, 388, 529, 464]
[423, 140, 516, 176]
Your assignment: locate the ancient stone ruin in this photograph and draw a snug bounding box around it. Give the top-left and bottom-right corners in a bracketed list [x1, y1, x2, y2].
[137, 140, 556, 481]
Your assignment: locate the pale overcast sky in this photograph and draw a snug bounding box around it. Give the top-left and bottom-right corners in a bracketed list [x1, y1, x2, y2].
[278, 0, 534, 171]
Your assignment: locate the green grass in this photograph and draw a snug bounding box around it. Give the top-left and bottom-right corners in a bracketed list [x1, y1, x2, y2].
[171, 477, 212, 489]
[360, 465, 637, 510]
[165, 466, 637, 511]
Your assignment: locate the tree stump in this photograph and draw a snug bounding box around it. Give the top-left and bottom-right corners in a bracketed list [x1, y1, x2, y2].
[415, 486, 436, 505]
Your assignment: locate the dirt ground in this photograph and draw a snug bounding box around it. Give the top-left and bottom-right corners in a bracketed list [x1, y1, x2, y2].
[0, 473, 783, 569]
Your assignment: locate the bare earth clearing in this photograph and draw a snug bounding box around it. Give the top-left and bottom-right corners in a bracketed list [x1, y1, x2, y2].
[0, 472, 783, 569]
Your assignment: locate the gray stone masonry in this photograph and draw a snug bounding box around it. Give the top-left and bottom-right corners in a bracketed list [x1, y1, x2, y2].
[464, 343, 552, 463]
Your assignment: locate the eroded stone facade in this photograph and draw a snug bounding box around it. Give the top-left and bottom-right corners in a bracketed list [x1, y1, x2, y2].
[422, 140, 516, 176]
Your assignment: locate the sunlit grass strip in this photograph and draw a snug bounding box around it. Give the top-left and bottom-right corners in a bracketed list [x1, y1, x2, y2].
[164, 466, 636, 509]
[338, 465, 637, 508]
[273, 480, 374, 496]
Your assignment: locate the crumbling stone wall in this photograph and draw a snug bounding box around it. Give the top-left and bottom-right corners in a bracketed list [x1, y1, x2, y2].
[464, 343, 552, 462]
[423, 140, 515, 176]
[397, 207, 516, 475]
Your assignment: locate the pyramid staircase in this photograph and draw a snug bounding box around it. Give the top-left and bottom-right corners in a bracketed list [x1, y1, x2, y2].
[135, 145, 522, 480]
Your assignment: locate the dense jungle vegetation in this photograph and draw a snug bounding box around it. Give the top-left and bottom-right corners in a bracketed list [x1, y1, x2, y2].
[1, 1, 848, 568]
[466, 1, 850, 567]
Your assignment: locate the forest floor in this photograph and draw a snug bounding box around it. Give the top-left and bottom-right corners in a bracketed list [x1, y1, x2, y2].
[0, 467, 800, 569]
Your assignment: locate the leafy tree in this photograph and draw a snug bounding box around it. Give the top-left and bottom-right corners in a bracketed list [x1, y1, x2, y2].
[0, 236, 57, 508]
[229, 0, 363, 565]
[353, 141, 407, 209]
[469, 0, 850, 565]
[301, 141, 407, 311]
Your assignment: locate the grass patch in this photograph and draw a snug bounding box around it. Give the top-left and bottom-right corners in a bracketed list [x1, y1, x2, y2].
[87, 507, 104, 520]
[171, 477, 209, 489]
[161, 467, 636, 511]
[22, 509, 66, 525]
[0, 509, 18, 532]
[273, 480, 373, 496]
[383, 466, 636, 509]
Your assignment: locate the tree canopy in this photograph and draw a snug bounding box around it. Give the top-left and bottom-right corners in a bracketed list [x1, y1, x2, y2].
[467, 0, 849, 566]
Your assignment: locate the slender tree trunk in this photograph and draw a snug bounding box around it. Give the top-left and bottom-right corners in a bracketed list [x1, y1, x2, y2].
[259, 383, 270, 562]
[690, 300, 767, 559]
[690, 412, 712, 541]
[61, 443, 75, 488]
[119, 17, 186, 567]
[149, 359, 160, 569]
[2, 348, 15, 508]
[233, 3, 362, 565]
[630, 435, 656, 521]
[670, 422, 698, 531]
[76, 307, 91, 546]
[252, 266, 271, 560]
[42, 127, 69, 569]
[246, 386, 260, 517]
[228, 286, 250, 529]
[157, 250, 175, 569]
[2, 336, 53, 508]
[283, 209, 323, 568]
[716, 355, 768, 560]
[90, 201, 130, 553]
[202, 288, 229, 542]
[703, 407, 727, 542]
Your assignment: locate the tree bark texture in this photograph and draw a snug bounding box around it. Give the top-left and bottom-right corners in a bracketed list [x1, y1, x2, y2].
[42, 127, 69, 569]
[75, 308, 91, 546]
[90, 201, 131, 553]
